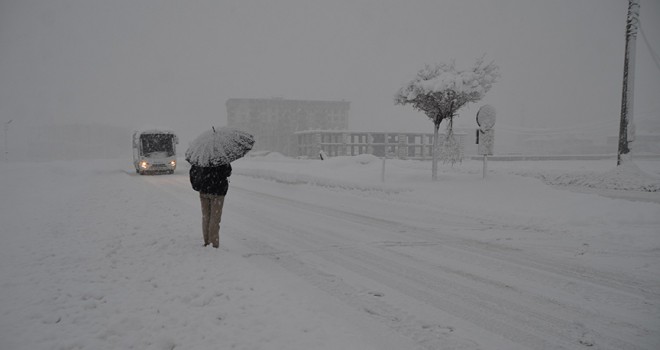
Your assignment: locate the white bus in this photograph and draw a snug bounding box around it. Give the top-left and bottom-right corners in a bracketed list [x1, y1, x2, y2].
[132, 130, 178, 175]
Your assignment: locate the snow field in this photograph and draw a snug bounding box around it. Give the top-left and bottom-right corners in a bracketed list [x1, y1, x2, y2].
[0, 159, 416, 349]
[1, 156, 659, 349]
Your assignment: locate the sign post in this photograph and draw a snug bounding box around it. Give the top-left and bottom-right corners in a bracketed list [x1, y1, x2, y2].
[476, 105, 496, 178]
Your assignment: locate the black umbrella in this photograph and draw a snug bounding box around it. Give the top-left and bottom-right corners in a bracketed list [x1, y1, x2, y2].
[185, 127, 255, 166]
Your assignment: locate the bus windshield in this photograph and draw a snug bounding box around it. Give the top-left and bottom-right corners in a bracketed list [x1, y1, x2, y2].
[140, 134, 175, 157]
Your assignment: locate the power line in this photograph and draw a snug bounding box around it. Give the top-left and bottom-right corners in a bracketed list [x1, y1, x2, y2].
[639, 19, 660, 73]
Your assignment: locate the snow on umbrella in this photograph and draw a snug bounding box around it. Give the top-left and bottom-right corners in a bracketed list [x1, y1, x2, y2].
[185, 127, 255, 167]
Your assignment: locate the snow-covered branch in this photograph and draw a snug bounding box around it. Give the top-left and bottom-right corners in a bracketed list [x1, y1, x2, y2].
[395, 57, 500, 124]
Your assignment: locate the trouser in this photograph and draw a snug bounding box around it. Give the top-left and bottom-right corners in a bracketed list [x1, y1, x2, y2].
[200, 193, 225, 247]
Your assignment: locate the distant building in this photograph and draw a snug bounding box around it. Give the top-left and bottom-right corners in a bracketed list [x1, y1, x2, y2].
[225, 97, 471, 160]
[226, 98, 350, 156]
[296, 130, 466, 160]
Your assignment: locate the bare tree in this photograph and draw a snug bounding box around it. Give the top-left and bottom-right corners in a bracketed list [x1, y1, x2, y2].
[395, 56, 499, 180]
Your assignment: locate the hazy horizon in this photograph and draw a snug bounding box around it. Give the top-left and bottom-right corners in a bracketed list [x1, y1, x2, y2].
[1, 0, 659, 157]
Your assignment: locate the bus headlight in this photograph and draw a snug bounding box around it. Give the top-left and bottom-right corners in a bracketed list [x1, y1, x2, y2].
[169, 160, 176, 167]
[140, 161, 149, 169]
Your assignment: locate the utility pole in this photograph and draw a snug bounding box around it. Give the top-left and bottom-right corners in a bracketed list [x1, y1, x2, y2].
[3, 120, 12, 162]
[618, 0, 640, 166]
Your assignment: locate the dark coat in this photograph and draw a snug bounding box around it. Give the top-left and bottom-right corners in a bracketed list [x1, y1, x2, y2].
[189, 164, 232, 195]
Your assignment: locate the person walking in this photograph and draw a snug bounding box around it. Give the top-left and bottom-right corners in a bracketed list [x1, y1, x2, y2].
[189, 163, 232, 248]
[185, 126, 254, 248]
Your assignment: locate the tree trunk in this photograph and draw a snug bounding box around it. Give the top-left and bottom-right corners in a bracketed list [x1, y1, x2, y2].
[432, 121, 440, 181]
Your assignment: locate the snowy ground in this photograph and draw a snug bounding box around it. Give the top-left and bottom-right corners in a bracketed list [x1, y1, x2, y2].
[1, 155, 659, 350]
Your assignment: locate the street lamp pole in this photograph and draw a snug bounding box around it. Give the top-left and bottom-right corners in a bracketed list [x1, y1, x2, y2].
[4, 120, 12, 161]
[618, 0, 640, 166]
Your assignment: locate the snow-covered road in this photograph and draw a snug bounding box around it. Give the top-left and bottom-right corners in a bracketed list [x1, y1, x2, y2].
[1, 157, 659, 349]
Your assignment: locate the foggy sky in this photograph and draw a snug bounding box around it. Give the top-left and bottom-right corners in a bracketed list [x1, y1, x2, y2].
[1, 0, 659, 152]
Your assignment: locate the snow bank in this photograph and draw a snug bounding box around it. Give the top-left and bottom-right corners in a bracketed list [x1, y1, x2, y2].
[541, 161, 660, 192]
[233, 155, 408, 194]
[234, 155, 660, 193]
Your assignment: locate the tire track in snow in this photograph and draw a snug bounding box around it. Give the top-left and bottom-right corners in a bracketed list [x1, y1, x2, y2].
[236, 235, 479, 350]
[226, 183, 656, 350]
[143, 175, 484, 349]
[143, 173, 659, 315]
[228, 196, 647, 350]
[142, 174, 657, 349]
[231, 182, 659, 302]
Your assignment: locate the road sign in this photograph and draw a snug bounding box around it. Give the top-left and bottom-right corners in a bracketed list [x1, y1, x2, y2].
[476, 105, 496, 156]
[476, 105, 496, 131]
